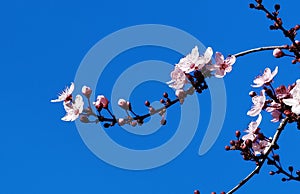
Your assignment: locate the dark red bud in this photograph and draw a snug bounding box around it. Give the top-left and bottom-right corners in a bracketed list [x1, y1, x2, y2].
[245, 139, 252, 147]
[163, 92, 168, 98]
[144, 100, 150, 107]
[274, 4, 280, 11]
[273, 154, 280, 161]
[289, 166, 294, 172]
[295, 25, 300, 31]
[230, 140, 235, 146]
[235, 130, 241, 138]
[225, 146, 230, 151]
[249, 3, 255, 8]
[269, 171, 275, 175]
[194, 190, 200, 194]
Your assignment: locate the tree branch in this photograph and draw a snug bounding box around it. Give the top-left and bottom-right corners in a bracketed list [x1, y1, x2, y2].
[233, 45, 288, 58]
[226, 117, 289, 194]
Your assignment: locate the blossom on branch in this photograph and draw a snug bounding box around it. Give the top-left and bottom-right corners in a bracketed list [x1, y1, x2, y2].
[93, 95, 109, 110]
[251, 66, 278, 88]
[167, 67, 187, 90]
[61, 95, 84, 121]
[242, 114, 262, 141]
[51, 82, 74, 102]
[176, 46, 213, 73]
[283, 79, 300, 115]
[212, 52, 236, 78]
[247, 90, 266, 117]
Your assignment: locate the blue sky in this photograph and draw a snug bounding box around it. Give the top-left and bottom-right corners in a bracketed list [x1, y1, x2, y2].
[1, 0, 300, 194]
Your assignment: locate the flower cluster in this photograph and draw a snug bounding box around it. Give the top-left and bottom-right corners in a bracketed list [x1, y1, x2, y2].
[167, 46, 236, 101]
[226, 66, 300, 162]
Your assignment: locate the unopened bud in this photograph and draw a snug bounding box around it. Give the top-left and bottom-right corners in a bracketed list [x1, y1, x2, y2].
[273, 48, 284, 58]
[269, 171, 275, 175]
[225, 145, 230, 151]
[194, 190, 200, 194]
[295, 25, 300, 31]
[249, 91, 257, 97]
[274, 4, 280, 11]
[235, 130, 241, 138]
[118, 118, 126, 126]
[82, 86, 92, 98]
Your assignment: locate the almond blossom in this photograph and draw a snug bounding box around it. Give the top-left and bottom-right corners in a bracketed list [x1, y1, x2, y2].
[176, 46, 213, 73]
[212, 52, 236, 78]
[266, 102, 282, 122]
[51, 82, 74, 102]
[247, 90, 266, 117]
[242, 114, 262, 141]
[167, 67, 187, 90]
[283, 79, 300, 115]
[251, 66, 278, 88]
[61, 95, 84, 121]
[252, 139, 271, 156]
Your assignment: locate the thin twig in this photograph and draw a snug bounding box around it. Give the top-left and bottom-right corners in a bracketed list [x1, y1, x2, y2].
[226, 117, 289, 194]
[233, 45, 288, 58]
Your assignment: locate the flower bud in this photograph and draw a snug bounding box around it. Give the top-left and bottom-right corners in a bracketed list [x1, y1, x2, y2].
[273, 48, 284, 58]
[118, 99, 130, 110]
[81, 86, 92, 98]
[235, 130, 241, 138]
[249, 91, 257, 97]
[94, 95, 109, 109]
[194, 190, 200, 194]
[131, 121, 137, 127]
[118, 118, 126, 126]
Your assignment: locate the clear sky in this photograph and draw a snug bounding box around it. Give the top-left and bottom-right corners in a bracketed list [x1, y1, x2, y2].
[1, 0, 300, 194]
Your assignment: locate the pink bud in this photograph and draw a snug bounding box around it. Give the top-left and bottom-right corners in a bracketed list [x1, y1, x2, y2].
[118, 99, 130, 110]
[118, 118, 126, 126]
[93, 95, 109, 109]
[131, 121, 137, 127]
[273, 48, 284, 58]
[81, 86, 92, 98]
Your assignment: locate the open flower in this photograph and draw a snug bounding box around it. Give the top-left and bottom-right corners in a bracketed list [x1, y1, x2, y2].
[283, 79, 300, 115]
[252, 140, 270, 156]
[51, 82, 74, 102]
[176, 46, 213, 73]
[247, 90, 266, 117]
[61, 95, 84, 121]
[167, 67, 187, 90]
[251, 66, 278, 88]
[266, 102, 281, 122]
[93, 95, 109, 110]
[242, 114, 262, 141]
[213, 52, 236, 78]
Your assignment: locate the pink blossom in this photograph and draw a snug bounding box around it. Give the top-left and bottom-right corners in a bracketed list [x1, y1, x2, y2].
[251, 66, 278, 88]
[275, 85, 290, 99]
[167, 67, 187, 90]
[242, 114, 262, 141]
[118, 99, 131, 110]
[213, 52, 236, 78]
[252, 140, 270, 156]
[247, 90, 266, 117]
[61, 95, 84, 121]
[283, 79, 300, 115]
[82, 86, 92, 98]
[266, 102, 281, 122]
[93, 95, 109, 109]
[51, 82, 74, 102]
[176, 46, 213, 73]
